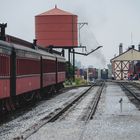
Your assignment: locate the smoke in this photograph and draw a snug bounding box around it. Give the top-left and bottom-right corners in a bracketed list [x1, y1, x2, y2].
[69, 3, 107, 68]
[77, 23, 106, 68]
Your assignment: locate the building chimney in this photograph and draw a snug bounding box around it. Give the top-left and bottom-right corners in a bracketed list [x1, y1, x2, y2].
[131, 45, 135, 49]
[119, 43, 123, 54]
[138, 44, 140, 52]
[0, 23, 7, 41]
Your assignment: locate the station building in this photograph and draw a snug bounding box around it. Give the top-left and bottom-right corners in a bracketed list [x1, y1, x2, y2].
[111, 45, 140, 80]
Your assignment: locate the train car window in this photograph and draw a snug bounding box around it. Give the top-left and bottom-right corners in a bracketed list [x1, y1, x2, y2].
[16, 58, 40, 75]
[58, 62, 65, 72]
[0, 54, 10, 76]
[42, 59, 56, 73]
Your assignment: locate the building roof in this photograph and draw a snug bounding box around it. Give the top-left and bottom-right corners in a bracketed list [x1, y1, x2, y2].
[37, 5, 76, 16]
[111, 48, 140, 62]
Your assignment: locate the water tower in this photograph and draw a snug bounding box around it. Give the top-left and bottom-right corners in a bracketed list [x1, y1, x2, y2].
[35, 6, 78, 47]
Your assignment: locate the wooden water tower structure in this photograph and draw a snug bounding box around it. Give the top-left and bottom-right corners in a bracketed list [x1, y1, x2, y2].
[35, 5, 78, 47]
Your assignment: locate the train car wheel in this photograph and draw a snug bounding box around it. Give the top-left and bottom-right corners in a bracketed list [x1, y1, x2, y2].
[23, 92, 35, 102]
[48, 85, 56, 97]
[0, 100, 3, 114]
[35, 91, 42, 100]
[40, 88, 49, 98]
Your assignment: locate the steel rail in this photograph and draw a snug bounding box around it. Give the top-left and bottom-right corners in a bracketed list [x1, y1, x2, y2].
[13, 84, 96, 140]
[119, 82, 140, 102]
[84, 81, 105, 123]
[78, 81, 105, 140]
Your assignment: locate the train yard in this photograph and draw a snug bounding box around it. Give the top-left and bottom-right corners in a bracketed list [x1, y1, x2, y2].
[0, 86, 89, 139]
[0, 81, 140, 140]
[0, 81, 104, 140]
[0, 3, 140, 140]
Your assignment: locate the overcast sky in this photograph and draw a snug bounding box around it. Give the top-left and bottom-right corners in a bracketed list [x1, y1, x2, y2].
[0, 0, 140, 68]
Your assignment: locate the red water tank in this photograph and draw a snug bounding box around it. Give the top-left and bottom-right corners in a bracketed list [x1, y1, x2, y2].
[35, 6, 78, 48]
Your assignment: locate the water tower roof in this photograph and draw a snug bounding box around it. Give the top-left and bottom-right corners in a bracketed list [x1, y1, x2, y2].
[38, 5, 76, 16]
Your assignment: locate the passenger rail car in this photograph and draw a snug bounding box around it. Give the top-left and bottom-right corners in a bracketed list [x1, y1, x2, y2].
[15, 44, 41, 96]
[0, 40, 66, 112]
[0, 41, 12, 100]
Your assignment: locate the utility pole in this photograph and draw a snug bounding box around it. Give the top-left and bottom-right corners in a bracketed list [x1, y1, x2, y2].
[78, 22, 88, 46]
[87, 67, 88, 84]
[131, 32, 133, 45]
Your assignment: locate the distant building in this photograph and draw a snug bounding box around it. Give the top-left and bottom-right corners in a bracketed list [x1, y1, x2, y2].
[107, 64, 112, 79]
[111, 46, 140, 80]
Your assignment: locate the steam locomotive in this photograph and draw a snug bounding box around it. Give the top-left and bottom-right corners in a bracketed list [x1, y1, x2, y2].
[0, 38, 66, 112]
[101, 69, 108, 80]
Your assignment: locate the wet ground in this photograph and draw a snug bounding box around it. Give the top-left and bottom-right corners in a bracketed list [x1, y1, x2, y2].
[28, 82, 140, 140]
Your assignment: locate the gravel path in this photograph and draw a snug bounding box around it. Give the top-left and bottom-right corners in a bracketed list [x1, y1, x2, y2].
[0, 87, 88, 140]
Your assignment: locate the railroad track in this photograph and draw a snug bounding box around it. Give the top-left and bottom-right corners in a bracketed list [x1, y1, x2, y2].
[119, 82, 140, 102]
[78, 81, 105, 140]
[57, 81, 105, 122]
[83, 81, 105, 123]
[0, 84, 91, 125]
[13, 81, 104, 140]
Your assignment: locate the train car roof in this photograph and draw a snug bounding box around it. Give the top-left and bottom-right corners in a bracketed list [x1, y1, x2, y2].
[14, 44, 39, 54]
[12, 42, 58, 59]
[13, 43, 41, 59]
[0, 40, 39, 55]
[0, 40, 13, 50]
[54, 54, 65, 62]
[0, 40, 65, 61]
[0, 40, 13, 54]
[37, 48, 55, 57]
[37, 48, 65, 62]
[13, 42, 65, 61]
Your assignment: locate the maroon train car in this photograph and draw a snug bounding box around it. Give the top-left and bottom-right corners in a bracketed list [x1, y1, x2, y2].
[56, 54, 66, 84]
[0, 41, 12, 99]
[41, 51, 57, 88]
[15, 45, 41, 95]
[0, 39, 66, 112]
